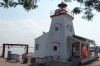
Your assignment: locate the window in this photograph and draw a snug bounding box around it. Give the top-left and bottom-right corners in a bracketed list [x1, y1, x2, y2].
[55, 27, 59, 31]
[67, 24, 72, 32]
[53, 46, 57, 51]
[35, 44, 39, 50]
[70, 27, 72, 32]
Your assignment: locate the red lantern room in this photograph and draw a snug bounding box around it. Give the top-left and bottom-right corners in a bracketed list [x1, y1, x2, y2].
[50, 2, 74, 20]
[58, 2, 67, 10]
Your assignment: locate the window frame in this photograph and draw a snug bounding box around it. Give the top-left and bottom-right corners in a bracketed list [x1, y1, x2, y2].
[70, 27, 72, 32]
[53, 46, 57, 51]
[35, 44, 39, 50]
[55, 27, 59, 31]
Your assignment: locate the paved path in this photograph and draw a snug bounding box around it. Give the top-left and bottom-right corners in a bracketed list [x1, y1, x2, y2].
[83, 54, 100, 66]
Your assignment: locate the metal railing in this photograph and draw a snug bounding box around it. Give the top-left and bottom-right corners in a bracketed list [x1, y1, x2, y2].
[50, 8, 74, 17]
[33, 56, 60, 64]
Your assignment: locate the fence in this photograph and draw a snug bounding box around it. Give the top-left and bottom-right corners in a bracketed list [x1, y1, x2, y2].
[18, 55, 60, 64]
[33, 56, 60, 64]
[50, 9, 74, 17]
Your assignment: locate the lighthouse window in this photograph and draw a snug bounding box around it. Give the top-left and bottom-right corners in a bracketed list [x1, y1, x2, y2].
[55, 27, 59, 31]
[53, 46, 57, 51]
[70, 28, 72, 32]
[35, 44, 39, 50]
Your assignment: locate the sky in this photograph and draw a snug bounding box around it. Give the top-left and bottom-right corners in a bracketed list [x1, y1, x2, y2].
[0, 0, 100, 47]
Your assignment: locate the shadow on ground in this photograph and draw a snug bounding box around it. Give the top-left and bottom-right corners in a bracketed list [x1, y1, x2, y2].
[27, 59, 99, 66]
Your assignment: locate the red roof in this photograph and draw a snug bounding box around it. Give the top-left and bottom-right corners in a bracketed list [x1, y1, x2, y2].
[58, 2, 67, 7]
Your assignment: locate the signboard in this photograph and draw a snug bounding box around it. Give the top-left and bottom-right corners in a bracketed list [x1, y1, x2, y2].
[55, 9, 66, 15]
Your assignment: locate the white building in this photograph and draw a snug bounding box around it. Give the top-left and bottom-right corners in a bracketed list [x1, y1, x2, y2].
[33, 2, 97, 64]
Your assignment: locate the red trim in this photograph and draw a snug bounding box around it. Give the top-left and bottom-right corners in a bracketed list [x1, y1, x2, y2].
[50, 13, 74, 20]
[51, 42, 60, 45]
[2, 43, 29, 58]
[3, 43, 28, 46]
[58, 2, 67, 7]
[2, 44, 5, 58]
[50, 13, 65, 17]
[54, 23, 61, 26]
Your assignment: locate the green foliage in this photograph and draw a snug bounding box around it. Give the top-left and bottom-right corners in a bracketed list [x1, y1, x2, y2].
[72, 7, 82, 14]
[0, 0, 38, 11]
[82, 10, 94, 21]
[63, 0, 100, 21]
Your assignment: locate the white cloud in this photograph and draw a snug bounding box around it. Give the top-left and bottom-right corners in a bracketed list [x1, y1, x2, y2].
[0, 19, 48, 47]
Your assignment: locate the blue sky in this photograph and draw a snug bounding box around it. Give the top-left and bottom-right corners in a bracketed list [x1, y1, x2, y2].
[0, 0, 100, 47]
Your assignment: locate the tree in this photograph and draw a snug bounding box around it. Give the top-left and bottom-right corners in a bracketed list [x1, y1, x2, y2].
[0, 0, 100, 21]
[0, 0, 38, 11]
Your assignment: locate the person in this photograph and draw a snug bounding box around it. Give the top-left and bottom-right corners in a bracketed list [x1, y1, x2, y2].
[74, 46, 80, 62]
[22, 53, 28, 64]
[74, 46, 80, 57]
[95, 46, 99, 56]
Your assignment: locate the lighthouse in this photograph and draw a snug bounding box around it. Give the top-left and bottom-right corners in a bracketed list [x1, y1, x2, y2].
[33, 2, 97, 64]
[44, 2, 75, 61]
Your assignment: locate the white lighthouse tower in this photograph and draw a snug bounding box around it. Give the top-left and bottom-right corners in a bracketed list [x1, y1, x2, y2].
[44, 2, 75, 61]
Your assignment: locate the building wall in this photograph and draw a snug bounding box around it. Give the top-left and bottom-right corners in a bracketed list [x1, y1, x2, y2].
[64, 16, 75, 37]
[44, 14, 75, 61]
[33, 14, 75, 61]
[44, 15, 66, 61]
[33, 33, 49, 58]
[64, 15, 75, 60]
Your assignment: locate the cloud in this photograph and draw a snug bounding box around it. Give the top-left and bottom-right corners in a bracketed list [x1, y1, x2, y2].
[20, 19, 48, 37]
[0, 19, 48, 46]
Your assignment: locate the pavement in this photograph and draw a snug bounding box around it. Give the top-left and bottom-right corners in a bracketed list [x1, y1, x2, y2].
[0, 57, 29, 66]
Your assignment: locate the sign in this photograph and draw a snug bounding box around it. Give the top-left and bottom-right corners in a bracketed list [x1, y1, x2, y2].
[55, 9, 60, 15]
[55, 9, 66, 15]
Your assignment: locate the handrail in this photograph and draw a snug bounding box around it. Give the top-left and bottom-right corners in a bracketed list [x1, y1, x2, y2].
[50, 8, 74, 17]
[33, 56, 60, 64]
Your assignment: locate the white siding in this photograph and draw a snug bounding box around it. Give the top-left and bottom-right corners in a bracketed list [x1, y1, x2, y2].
[33, 33, 49, 58]
[44, 14, 74, 61]
[34, 14, 74, 61]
